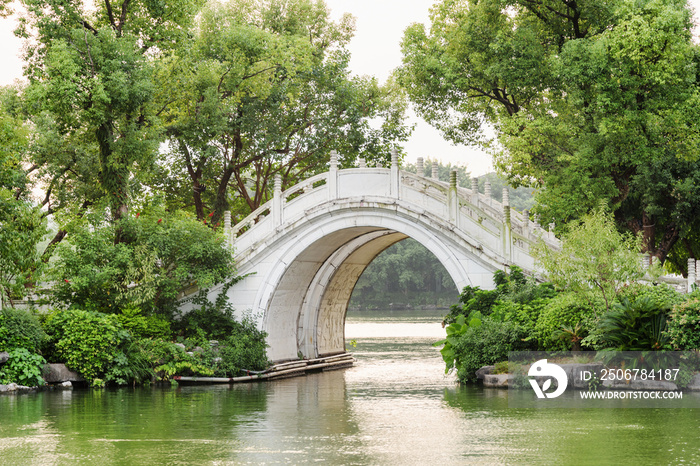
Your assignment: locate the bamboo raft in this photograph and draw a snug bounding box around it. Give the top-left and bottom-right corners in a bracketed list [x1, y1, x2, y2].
[172, 353, 355, 384]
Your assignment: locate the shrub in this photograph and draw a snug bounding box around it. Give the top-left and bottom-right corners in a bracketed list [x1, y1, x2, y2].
[43, 310, 129, 382]
[490, 298, 551, 333]
[534, 293, 597, 350]
[617, 283, 684, 309]
[114, 306, 172, 340]
[0, 348, 46, 386]
[452, 318, 529, 383]
[50, 209, 234, 315]
[598, 297, 670, 351]
[139, 339, 214, 379]
[213, 317, 269, 376]
[0, 308, 46, 352]
[104, 339, 154, 386]
[666, 297, 700, 350]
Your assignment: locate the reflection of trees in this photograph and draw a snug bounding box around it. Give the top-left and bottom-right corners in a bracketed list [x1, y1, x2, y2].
[39, 385, 268, 462]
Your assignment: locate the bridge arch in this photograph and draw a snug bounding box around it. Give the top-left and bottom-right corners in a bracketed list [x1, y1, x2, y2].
[187, 154, 558, 362]
[256, 205, 496, 361]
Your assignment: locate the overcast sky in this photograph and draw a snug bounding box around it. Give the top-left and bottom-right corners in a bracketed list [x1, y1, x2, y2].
[2, 0, 700, 175]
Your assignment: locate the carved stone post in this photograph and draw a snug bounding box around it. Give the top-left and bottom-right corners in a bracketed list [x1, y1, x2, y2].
[390, 148, 399, 198]
[329, 150, 338, 200]
[689, 258, 697, 293]
[502, 187, 512, 261]
[523, 209, 530, 232]
[471, 177, 479, 205]
[448, 170, 458, 225]
[432, 161, 438, 180]
[273, 174, 282, 227]
[417, 157, 424, 177]
[358, 157, 366, 168]
[223, 210, 232, 246]
[484, 180, 492, 206]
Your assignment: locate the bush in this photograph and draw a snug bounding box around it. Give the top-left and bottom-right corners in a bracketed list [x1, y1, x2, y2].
[50, 209, 234, 315]
[114, 306, 172, 340]
[43, 310, 129, 382]
[0, 348, 46, 386]
[534, 293, 597, 350]
[490, 298, 551, 333]
[214, 318, 269, 376]
[598, 297, 670, 351]
[0, 308, 46, 352]
[104, 339, 154, 386]
[617, 283, 684, 309]
[452, 318, 529, 383]
[139, 339, 213, 378]
[666, 297, 700, 350]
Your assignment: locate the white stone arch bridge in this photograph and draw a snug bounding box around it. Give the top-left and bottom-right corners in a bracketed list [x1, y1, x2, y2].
[186, 151, 559, 363]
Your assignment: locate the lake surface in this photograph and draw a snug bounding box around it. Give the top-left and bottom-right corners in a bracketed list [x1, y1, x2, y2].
[1, 309, 700, 465]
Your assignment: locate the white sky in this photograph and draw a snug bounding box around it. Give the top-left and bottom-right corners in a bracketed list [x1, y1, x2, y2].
[2, 0, 700, 175]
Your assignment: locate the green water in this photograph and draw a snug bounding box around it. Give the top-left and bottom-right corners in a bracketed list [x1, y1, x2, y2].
[1, 310, 699, 465]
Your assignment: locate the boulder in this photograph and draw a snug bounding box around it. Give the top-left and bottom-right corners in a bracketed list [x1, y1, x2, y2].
[43, 364, 84, 383]
[476, 365, 495, 380]
[685, 373, 700, 391]
[483, 374, 512, 388]
[0, 351, 9, 364]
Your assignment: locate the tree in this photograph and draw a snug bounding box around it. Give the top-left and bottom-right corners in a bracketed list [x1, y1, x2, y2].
[49, 208, 234, 316]
[0, 86, 47, 307]
[154, 0, 411, 224]
[14, 0, 204, 242]
[398, 0, 700, 271]
[533, 207, 651, 316]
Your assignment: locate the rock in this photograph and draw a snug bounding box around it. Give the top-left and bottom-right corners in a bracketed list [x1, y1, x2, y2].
[209, 340, 219, 348]
[0, 351, 9, 364]
[59, 381, 73, 389]
[193, 346, 204, 353]
[476, 365, 495, 381]
[43, 364, 84, 383]
[174, 343, 186, 350]
[603, 378, 678, 391]
[483, 374, 512, 388]
[685, 373, 700, 391]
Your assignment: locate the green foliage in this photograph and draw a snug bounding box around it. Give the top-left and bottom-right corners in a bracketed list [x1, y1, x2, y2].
[155, 0, 410, 223]
[444, 287, 499, 324]
[104, 339, 154, 386]
[0, 88, 48, 306]
[452, 318, 529, 383]
[444, 266, 553, 324]
[534, 207, 649, 315]
[43, 309, 129, 382]
[174, 290, 270, 376]
[214, 323, 271, 377]
[0, 307, 46, 353]
[533, 293, 597, 351]
[50, 208, 234, 315]
[18, 0, 204, 227]
[598, 297, 671, 351]
[114, 307, 172, 340]
[617, 284, 684, 309]
[0, 348, 46, 387]
[398, 0, 700, 271]
[666, 297, 700, 350]
[492, 361, 510, 375]
[433, 313, 482, 373]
